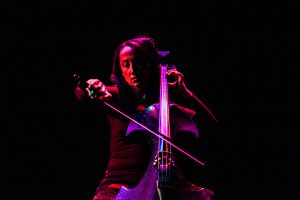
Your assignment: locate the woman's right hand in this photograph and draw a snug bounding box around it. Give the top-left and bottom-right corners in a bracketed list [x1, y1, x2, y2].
[86, 79, 112, 101]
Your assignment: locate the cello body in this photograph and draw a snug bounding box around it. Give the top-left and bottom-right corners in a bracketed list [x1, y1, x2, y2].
[73, 53, 215, 199]
[116, 103, 199, 200]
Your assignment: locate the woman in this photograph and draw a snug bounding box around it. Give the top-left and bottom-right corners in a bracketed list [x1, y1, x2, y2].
[75, 34, 216, 200]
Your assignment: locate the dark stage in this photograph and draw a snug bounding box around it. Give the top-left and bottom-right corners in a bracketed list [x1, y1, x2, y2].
[2, 1, 298, 200]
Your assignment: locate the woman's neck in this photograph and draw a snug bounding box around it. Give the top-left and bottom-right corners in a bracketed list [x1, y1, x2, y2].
[129, 86, 148, 107]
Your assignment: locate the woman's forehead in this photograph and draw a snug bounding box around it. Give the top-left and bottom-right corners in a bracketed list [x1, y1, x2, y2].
[119, 46, 135, 56]
[119, 46, 147, 62]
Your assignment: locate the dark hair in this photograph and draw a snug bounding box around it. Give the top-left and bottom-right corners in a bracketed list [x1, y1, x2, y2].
[110, 34, 161, 100]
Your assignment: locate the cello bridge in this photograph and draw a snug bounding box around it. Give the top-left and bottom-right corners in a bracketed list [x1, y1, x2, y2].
[153, 151, 175, 171]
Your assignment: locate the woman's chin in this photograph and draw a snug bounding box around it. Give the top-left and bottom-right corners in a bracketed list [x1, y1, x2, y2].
[129, 82, 140, 88]
[129, 85, 143, 92]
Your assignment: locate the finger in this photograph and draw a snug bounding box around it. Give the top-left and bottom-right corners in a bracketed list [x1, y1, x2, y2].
[177, 75, 183, 85]
[94, 81, 103, 89]
[87, 79, 100, 88]
[104, 92, 112, 99]
[86, 79, 96, 85]
[168, 82, 177, 87]
[86, 87, 91, 93]
[99, 84, 106, 93]
[99, 92, 112, 101]
[167, 69, 184, 77]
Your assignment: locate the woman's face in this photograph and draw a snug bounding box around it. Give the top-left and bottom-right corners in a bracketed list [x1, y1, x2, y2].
[119, 46, 152, 93]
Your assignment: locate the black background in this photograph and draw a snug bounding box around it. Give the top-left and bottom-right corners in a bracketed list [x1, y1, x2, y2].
[2, 1, 299, 200]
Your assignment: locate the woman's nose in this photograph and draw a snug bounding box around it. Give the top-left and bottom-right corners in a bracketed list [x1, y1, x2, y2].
[128, 65, 133, 74]
[129, 64, 136, 74]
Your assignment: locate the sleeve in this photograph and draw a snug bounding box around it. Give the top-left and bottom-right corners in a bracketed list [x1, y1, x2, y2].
[75, 86, 88, 101]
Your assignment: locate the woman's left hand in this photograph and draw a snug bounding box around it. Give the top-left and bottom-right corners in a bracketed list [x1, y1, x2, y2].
[166, 68, 193, 99]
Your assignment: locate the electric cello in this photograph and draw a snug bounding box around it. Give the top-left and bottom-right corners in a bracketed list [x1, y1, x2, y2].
[74, 51, 217, 200]
[115, 51, 203, 200]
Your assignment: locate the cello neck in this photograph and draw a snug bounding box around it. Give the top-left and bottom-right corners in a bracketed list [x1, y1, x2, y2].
[158, 57, 171, 152]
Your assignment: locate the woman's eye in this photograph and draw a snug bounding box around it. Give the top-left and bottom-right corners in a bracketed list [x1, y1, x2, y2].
[121, 61, 130, 68]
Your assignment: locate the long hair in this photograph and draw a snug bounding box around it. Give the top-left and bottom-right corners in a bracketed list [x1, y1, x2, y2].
[110, 34, 161, 102]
